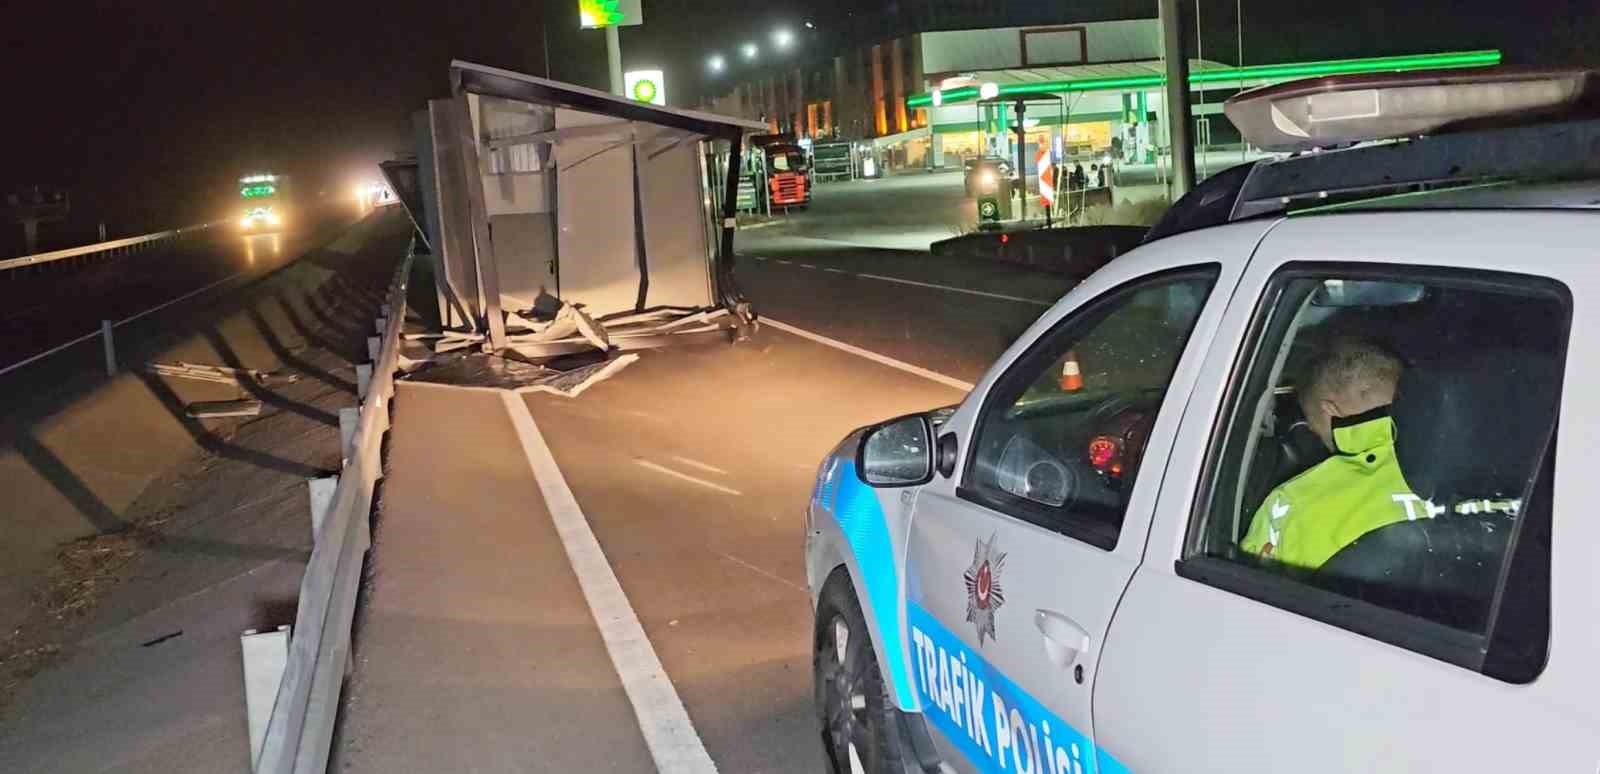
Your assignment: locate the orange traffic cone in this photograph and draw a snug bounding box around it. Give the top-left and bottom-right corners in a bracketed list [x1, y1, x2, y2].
[1059, 350, 1083, 391]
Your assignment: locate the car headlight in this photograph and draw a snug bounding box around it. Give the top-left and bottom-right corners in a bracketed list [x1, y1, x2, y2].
[240, 216, 253, 228]
[979, 170, 996, 190]
[266, 213, 281, 226]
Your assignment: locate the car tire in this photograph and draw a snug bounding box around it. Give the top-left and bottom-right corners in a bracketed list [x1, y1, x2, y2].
[815, 569, 905, 774]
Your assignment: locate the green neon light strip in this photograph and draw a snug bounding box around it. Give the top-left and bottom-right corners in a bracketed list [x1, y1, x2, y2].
[907, 49, 1502, 108]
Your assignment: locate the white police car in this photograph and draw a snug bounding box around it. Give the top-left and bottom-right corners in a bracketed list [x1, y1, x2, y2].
[805, 68, 1600, 773]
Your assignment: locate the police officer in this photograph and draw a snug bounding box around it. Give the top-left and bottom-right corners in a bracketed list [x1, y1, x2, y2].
[1240, 339, 1421, 569]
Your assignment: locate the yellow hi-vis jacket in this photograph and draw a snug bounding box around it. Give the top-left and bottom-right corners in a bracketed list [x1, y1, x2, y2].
[1240, 410, 1429, 570]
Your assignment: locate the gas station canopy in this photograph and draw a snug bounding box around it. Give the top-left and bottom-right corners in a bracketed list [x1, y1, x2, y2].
[908, 49, 1503, 107]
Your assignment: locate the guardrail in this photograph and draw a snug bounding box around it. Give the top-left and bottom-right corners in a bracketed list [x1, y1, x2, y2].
[0, 222, 220, 272]
[249, 243, 413, 773]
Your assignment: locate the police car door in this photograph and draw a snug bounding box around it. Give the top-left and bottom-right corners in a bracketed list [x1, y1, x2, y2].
[903, 243, 1242, 773]
[1092, 213, 1594, 773]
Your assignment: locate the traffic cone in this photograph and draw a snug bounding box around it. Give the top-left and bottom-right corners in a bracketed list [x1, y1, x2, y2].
[1059, 350, 1083, 391]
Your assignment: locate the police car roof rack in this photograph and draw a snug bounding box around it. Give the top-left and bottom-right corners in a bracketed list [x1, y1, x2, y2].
[1232, 116, 1600, 220]
[1147, 66, 1600, 242]
[1148, 116, 1600, 243]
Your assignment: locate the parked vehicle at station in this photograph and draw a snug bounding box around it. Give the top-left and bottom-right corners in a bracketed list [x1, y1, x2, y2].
[805, 68, 1600, 774]
[754, 135, 813, 209]
[962, 156, 1012, 197]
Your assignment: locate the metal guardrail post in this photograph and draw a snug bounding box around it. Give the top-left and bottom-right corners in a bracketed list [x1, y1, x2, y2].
[101, 320, 116, 376]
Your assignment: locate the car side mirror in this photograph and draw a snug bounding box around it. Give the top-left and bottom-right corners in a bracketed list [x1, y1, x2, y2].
[936, 432, 959, 478]
[858, 415, 933, 487]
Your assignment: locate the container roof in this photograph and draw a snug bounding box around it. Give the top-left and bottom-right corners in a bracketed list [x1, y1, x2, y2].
[451, 60, 768, 139]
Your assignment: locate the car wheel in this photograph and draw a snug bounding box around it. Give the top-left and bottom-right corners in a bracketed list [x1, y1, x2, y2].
[815, 570, 904, 774]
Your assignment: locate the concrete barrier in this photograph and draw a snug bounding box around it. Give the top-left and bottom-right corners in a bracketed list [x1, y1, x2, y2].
[930, 224, 1148, 280]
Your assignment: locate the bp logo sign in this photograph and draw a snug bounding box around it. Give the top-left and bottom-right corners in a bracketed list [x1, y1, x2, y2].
[624, 69, 666, 106]
[979, 198, 1000, 222]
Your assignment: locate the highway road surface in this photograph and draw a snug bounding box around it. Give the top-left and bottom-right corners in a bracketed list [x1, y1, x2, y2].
[335, 223, 1081, 771]
[0, 209, 359, 375]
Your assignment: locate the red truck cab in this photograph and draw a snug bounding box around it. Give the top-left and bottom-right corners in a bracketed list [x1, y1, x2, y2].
[763, 143, 811, 209]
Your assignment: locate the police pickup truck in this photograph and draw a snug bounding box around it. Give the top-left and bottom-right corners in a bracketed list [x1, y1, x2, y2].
[805, 68, 1600, 773]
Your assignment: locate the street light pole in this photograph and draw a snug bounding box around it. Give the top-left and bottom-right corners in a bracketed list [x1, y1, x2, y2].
[1159, 0, 1196, 198]
[606, 25, 624, 95]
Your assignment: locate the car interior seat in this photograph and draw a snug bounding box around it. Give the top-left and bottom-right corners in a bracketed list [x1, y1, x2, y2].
[1315, 348, 1559, 630]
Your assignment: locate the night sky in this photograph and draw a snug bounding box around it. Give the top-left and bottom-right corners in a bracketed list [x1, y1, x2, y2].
[2, 0, 1595, 234]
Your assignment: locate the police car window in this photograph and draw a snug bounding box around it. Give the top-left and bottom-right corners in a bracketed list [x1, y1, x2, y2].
[1182, 267, 1566, 680]
[962, 270, 1216, 550]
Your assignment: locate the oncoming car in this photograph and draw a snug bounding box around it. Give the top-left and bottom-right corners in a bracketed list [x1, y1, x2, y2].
[239, 206, 282, 232]
[805, 68, 1600, 773]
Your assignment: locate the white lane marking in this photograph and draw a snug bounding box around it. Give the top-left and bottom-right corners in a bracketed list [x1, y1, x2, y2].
[854, 272, 1051, 307]
[500, 392, 718, 773]
[797, 263, 818, 269]
[635, 459, 744, 497]
[760, 318, 973, 392]
[752, 255, 768, 261]
[775, 259, 793, 265]
[670, 455, 729, 476]
[821, 267, 846, 274]
[0, 271, 247, 377]
[711, 550, 807, 593]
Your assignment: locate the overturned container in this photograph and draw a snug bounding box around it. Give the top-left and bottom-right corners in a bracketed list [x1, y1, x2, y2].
[383, 61, 769, 361]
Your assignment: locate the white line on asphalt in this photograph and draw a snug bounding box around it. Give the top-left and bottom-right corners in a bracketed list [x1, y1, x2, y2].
[749, 251, 1053, 307]
[500, 392, 719, 774]
[854, 272, 1052, 307]
[635, 459, 744, 496]
[760, 318, 973, 392]
[711, 550, 807, 593]
[0, 271, 247, 378]
[670, 455, 730, 476]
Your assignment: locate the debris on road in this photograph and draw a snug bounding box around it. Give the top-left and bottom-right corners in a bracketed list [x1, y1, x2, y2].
[518, 354, 638, 398]
[507, 302, 610, 352]
[400, 350, 639, 398]
[186, 399, 264, 418]
[145, 360, 298, 387]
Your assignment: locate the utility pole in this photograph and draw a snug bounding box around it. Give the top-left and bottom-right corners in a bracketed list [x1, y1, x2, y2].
[1159, 0, 1196, 198]
[606, 26, 624, 95]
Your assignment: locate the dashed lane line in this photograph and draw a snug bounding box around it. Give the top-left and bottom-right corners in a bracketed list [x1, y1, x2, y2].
[500, 392, 719, 774]
[747, 255, 1053, 307]
[634, 459, 744, 497]
[759, 317, 974, 393]
[853, 272, 1051, 307]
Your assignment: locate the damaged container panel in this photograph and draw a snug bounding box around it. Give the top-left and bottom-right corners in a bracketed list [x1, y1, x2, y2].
[409, 61, 768, 356]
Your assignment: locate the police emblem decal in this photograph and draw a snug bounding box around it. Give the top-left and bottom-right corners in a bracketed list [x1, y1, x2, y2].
[963, 533, 1007, 645]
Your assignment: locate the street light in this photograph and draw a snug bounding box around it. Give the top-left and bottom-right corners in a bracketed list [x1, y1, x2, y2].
[707, 54, 725, 73]
[741, 43, 758, 60]
[773, 27, 794, 50]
